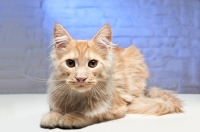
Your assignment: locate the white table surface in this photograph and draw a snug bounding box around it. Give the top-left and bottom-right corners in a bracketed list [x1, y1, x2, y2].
[0, 94, 199, 132]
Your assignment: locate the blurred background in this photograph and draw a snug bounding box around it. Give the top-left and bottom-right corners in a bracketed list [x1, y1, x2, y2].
[0, 0, 199, 94]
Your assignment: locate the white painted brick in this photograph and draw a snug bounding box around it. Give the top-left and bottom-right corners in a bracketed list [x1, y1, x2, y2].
[34, 9, 44, 19]
[104, 7, 134, 18]
[75, 8, 103, 18]
[180, 18, 193, 26]
[162, 37, 176, 47]
[56, 18, 99, 28]
[180, 28, 191, 37]
[0, 49, 26, 60]
[113, 37, 132, 48]
[97, 0, 138, 7]
[168, 27, 190, 37]
[146, 58, 164, 68]
[141, 48, 158, 58]
[178, 49, 191, 58]
[116, 28, 154, 37]
[42, 0, 68, 8]
[131, 17, 147, 26]
[52, 0, 129, 8]
[156, 70, 182, 79]
[163, 0, 180, 6]
[117, 18, 133, 27]
[164, 59, 183, 72]
[180, 7, 194, 19]
[180, 0, 197, 7]
[147, 79, 158, 89]
[192, 49, 200, 58]
[153, 6, 180, 17]
[194, 0, 200, 8]
[136, 28, 154, 37]
[194, 19, 200, 28]
[17, 0, 41, 8]
[192, 29, 200, 39]
[137, 7, 155, 17]
[0, 79, 42, 94]
[35, 28, 46, 40]
[132, 38, 148, 48]
[175, 38, 190, 48]
[192, 39, 200, 50]
[194, 60, 200, 81]
[163, 18, 180, 27]
[181, 60, 193, 79]
[194, 7, 200, 19]
[159, 48, 178, 58]
[137, 17, 157, 28]
[148, 17, 165, 28]
[63, 27, 100, 39]
[0, 70, 25, 79]
[154, 28, 167, 37]
[178, 86, 200, 94]
[2, 17, 42, 28]
[44, 9, 76, 19]
[139, 0, 163, 7]
[157, 79, 179, 91]
[27, 38, 43, 48]
[148, 37, 163, 47]
[0, 60, 25, 70]
[100, 18, 117, 27]
[113, 28, 135, 37]
[0, 0, 41, 8]
[140, 28, 154, 37]
[0, 7, 34, 17]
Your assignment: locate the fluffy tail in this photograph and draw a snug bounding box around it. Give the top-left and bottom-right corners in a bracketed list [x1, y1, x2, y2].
[127, 87, 183, 115]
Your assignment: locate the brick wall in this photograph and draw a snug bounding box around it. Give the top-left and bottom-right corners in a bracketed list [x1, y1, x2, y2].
[0, 0, 200, 93]
[0, 0, 48, 93]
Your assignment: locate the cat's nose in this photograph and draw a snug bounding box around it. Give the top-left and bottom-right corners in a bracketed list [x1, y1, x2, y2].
[76, 77, 87, 83]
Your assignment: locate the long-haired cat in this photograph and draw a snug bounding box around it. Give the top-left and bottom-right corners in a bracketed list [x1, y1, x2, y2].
[40, 24, 182, 129]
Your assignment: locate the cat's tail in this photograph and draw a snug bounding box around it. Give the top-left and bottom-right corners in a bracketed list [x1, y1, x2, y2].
[127, 87, 183, 115]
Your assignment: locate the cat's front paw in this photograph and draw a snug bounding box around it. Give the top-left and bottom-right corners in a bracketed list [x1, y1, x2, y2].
[58, 114, 91, 129]
[40, 112, 62, 129]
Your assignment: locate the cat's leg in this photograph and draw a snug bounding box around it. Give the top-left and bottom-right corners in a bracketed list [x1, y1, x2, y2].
[58, 95, 128, 128]
[100, 101, 127, 122]
[58, 106, 127, 129]
[58, 102, 127, 128]
[40, 111, 62, 129]
[58, 113, 94, 129]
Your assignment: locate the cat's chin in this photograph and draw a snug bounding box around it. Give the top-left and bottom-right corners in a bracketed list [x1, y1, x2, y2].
[72, 85, 92, 93]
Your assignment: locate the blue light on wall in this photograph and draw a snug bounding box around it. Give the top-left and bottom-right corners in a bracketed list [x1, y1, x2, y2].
[42, 0, 200, 93]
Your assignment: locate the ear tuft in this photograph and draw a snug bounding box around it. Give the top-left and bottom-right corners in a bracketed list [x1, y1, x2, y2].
[92, 24, 112, 52]
[53, 24, 72, 49]
[93, 24, 112, 42]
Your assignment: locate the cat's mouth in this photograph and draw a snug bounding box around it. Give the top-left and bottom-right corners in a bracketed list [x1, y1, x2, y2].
[67, 80, 96, 85]
[72, 84, 93, 93]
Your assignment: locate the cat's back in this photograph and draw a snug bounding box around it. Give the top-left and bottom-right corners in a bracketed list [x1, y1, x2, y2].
[113, 45, 146, 68]
[112, 45, 149, 99]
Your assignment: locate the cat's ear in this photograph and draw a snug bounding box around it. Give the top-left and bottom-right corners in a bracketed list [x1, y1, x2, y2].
[92, 24, 112, 50]
[53, 24, 72, 49]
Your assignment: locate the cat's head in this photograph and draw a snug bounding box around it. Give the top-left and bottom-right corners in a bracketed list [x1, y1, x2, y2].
[51, 24, 113, 93]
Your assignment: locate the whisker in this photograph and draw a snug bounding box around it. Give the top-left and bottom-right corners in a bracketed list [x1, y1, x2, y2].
[49, 83, 66, 97]
[49, 85, 68, 109]
[48, 84, 67, 102]
[20, 73, 65, 83]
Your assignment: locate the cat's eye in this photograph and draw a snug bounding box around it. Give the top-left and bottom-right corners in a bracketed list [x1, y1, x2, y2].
[88, 60, 98, 68]
[66, 59, 75, 68]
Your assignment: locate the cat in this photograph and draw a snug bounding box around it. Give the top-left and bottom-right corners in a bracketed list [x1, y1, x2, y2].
[40, 24, 183, 129]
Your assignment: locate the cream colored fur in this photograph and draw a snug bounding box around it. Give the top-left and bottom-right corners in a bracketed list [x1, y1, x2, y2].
[40, 24, 183, 129]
